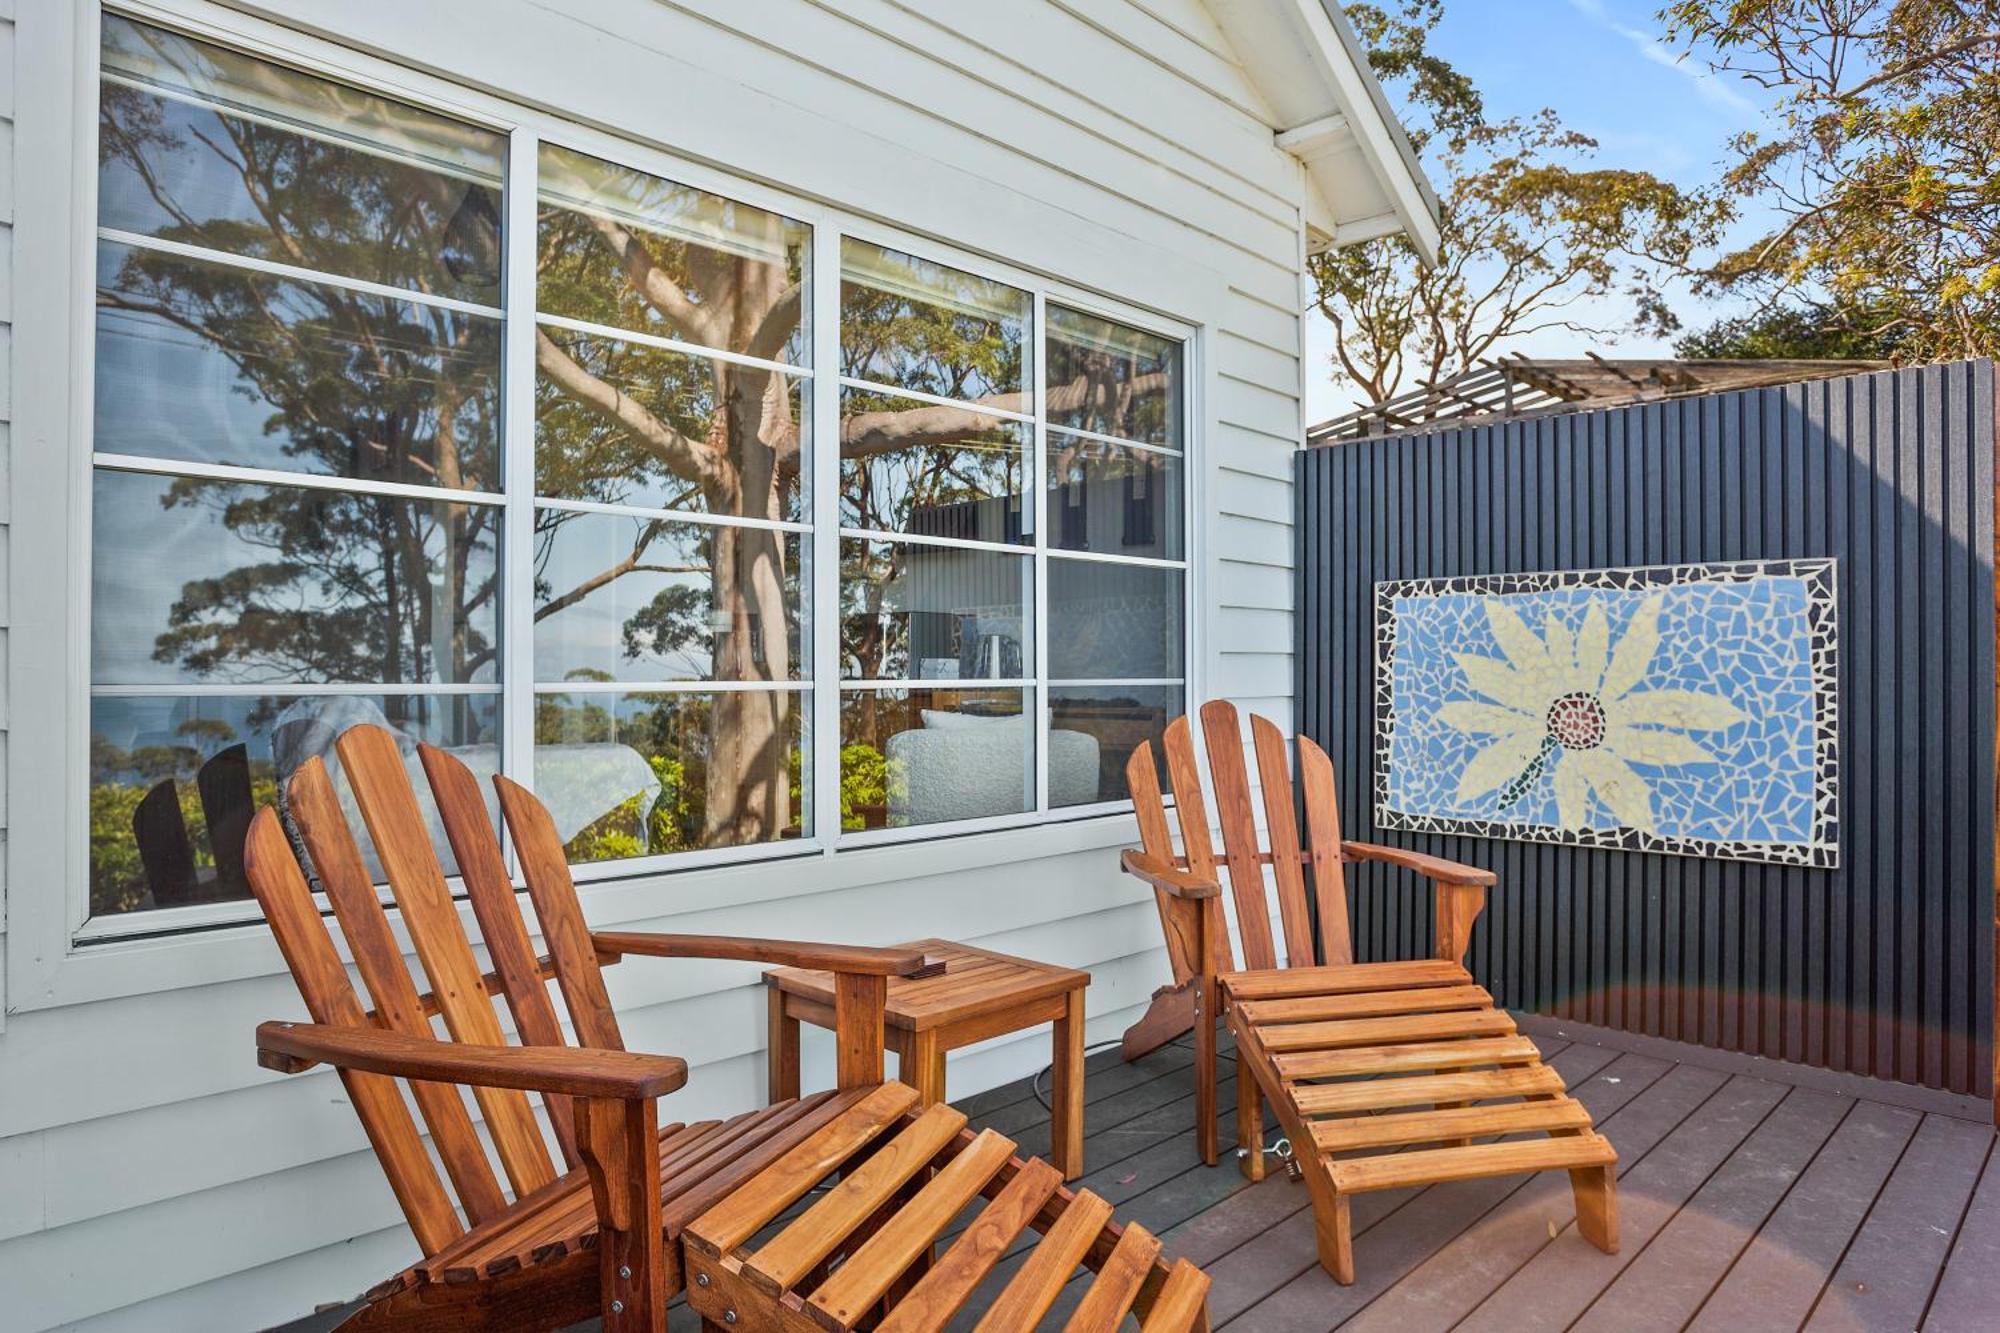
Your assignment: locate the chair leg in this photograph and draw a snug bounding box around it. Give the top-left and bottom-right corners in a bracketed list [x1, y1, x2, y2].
[576, 1096, 666, 1332]
[1193, 979, 1217, 1166]
[1570, 1163, 1619, 1254]
[1316, 1193, 1355, 1285]
[1237, 1065, 1265, 1182]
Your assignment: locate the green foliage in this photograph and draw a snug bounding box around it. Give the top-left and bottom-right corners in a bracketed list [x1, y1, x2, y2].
[1660, 0, 2000, 362]
[839, 742, 891, 831]
[1675, 302, 1914, 360]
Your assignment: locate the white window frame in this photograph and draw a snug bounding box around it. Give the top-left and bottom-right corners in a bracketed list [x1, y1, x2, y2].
[6, 0, 1216, 1011]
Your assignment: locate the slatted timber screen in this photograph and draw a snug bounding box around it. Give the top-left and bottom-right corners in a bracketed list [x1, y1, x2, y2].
[1296, 359, 1996, 1096]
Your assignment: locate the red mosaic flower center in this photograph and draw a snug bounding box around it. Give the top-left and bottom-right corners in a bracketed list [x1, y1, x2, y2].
[1546, 691, 1607, 750]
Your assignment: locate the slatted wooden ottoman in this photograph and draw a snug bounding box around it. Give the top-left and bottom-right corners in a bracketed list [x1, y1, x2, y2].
[683, 1082, 1209, 1331]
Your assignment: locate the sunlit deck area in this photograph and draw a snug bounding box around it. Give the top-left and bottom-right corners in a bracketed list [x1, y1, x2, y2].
[940, 1025, 1998, 1332]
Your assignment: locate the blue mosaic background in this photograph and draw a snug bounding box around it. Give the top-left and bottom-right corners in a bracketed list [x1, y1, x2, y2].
[1384, 575, 1819, 845]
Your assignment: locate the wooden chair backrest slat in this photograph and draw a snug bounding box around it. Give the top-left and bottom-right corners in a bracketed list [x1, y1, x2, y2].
[422, 744, 582, 1169]
[1158, 717, 1234, 974]
[1250, 713, 1318, 968]
[242, 806, 465, 1254]
[1296, 735, 1353, 966]
[1128, 707, 1356, 974]
[1198, 700, 1278, 972]
[288, 757, 510, 1224]
[495, 774, 624, 1052]
[335, 726, 559, 1197]
[1125, 741, 1211, 987]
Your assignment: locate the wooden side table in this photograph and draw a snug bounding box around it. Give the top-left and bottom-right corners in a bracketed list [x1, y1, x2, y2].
[764, 937, 1092, 1179]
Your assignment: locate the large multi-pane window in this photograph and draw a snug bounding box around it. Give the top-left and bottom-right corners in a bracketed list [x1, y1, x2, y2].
[81, 15, 1188, 929]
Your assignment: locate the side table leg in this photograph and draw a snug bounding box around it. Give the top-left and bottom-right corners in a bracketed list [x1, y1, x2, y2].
[767, 990, 801, 1103]
[907, 1029, 947, 1106]
[1052, 987, 1086, 1180]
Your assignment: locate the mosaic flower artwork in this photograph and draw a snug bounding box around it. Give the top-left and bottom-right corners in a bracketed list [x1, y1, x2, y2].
[1374, 560, 1839, 867]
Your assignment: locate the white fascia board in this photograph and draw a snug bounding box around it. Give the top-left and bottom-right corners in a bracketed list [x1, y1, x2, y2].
[1288, 0, 1441, 264]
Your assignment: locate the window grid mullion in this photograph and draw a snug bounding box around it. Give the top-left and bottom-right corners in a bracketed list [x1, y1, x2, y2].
[811, 225, 843, 853]
[1033, 290, 1051, 816]
[501, 127, 541, 822]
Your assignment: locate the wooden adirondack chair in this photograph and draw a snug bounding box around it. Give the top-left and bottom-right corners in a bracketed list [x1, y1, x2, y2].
[1119, 701, 1617, 1285]
[247, 724, 1211, 1331]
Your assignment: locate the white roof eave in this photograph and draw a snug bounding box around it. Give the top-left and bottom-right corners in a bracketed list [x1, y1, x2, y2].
[1214, 0, 1442, 264]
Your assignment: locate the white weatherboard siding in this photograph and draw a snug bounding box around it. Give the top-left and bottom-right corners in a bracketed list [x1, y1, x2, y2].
[0, 1, 1320, 1327]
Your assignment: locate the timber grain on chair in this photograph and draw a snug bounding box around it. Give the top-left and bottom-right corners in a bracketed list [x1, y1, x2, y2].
[1120, 701, 1617, 1285]
[246, 724, 1211, 1331]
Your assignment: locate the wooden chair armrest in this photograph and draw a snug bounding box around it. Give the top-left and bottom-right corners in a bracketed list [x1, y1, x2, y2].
[590, 932, 927, 977]
[255, 1021, 689, 1100]
[1120, 849, 1222, 900]
[1341, 840, 1497, 887]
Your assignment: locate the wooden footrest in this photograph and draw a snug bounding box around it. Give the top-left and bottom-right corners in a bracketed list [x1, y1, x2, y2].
[1257, 1007, 1518, 1052]
[1273, 1033, 1544, 1079]
[1221, 960, 1621, 1285]
[1290, 1064, 1565, 1115]
[1222, 959, 1471, 1000]
[682, 1079, 1210, 1331]
[1233, 983, 1494, 1025]
[1326, 1132, 1618, 1193]
[1311, 1095, 1595, 1153]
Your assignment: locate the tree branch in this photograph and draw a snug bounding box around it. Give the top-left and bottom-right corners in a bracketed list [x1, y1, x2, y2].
[534, 328, 726, 490]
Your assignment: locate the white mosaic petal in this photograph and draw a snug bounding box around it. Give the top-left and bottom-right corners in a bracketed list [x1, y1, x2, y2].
[1437, 701, 1539, 736]
[1457, 728, 1548, 801]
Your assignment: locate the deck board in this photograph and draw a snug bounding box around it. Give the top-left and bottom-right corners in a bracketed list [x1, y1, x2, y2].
[1924, 1133, 2000, 1331]
[284, 1022, 1993, 1333]
[1571, 1087, 1853, 1331]
[1688, 1099, 1922, 1330]
[1804, 1113, 1994, 1332]
[1456, 1071, 1791, 1331]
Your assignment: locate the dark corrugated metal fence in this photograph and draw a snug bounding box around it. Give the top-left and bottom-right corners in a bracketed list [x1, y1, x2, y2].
[1296, 360, 1996, 1096]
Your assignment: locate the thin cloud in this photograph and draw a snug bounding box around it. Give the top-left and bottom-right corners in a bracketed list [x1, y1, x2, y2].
[1566, 0, 1760, 117]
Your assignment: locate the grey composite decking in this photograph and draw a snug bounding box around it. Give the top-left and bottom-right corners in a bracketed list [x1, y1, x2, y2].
[282, 1023, 1998, 1332]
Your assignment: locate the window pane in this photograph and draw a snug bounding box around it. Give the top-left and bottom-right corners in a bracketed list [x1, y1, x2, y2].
[88, 691, 497, 917]
[534, 689, 806, 862]
[93, 470, 499, 686]
[535, 511, 803, 683]
[95, 242, 501, 491]
[1046, 306, 1181, 447]
[1047, 431, 1182, 559]
[536, 327, 806, 522]
[840, 387, 1026, 540]
[1047, 560, 1184, 680]
[538, 143, 808, 364]
[1049, 684, 1182, 805]
[99, 16, 505, 304]
[840, 240, 1028, 402]
[840, 538, 1028, 680]
[839, 688, 1033, 829]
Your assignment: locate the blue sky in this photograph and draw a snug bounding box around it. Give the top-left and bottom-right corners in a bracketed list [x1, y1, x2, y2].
[1304, 0, 1779, 419]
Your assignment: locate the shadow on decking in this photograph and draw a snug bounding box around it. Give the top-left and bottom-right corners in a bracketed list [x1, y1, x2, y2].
[279, 1021, 1999, 1332]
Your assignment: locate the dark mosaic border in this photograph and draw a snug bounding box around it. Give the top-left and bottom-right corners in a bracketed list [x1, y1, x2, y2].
[1372, 558, 1840, 868]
